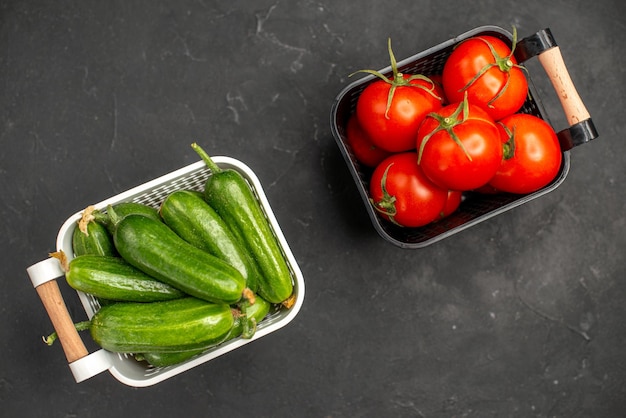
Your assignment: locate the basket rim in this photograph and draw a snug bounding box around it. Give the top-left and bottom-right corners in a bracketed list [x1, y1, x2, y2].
[329, 25, 572, 248]
[54, 156, 305, 386]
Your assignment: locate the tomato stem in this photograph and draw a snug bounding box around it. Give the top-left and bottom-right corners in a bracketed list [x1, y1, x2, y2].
[498, 122, 516, 160]
[349, 38, 441, 118]
[418, 93, 473, 164]
[369, 162, 401, 226]
[457, 26, 528, 108]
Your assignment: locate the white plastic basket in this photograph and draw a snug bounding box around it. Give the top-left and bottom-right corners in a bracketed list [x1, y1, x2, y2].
[27, 156, 305, 387]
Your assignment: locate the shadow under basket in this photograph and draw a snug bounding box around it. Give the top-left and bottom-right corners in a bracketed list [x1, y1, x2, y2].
[330, 25, 598, 248]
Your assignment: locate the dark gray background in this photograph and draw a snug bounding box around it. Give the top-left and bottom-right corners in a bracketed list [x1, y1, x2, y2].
[2, 1, 625, 416]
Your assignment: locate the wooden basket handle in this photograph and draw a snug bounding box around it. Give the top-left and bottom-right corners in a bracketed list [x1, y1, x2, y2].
[28, 257, 117, 383]
[537, 46, 590, 126]
[28, 258, 88, 363]
[516, 28, 599, 150]
[36, 280, 89, 363]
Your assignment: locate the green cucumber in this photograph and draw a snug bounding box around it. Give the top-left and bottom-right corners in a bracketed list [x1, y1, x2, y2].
[89, 297, 234, 353]
[70, 212, 118, 307]
[112, 212, 246, 305]
[72, 206, 118, 257]
[65, 255, 185, 302]
[160, 189, 261, 292]
[94, 202, 161, 235]
[140, 294, 271, 367]
[72, 219, 117, 257]
[192, 143, 293, 304]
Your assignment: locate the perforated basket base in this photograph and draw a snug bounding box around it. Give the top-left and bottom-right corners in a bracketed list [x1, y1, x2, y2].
[330, 25, 570, 248]
[55, 157, 305, 386]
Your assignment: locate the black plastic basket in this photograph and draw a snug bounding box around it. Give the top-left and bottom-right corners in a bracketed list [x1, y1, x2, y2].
[330, 26, 598, 248]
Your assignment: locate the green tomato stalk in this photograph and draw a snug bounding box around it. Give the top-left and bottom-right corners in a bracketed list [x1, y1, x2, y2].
[369, 162, 402, 227]
[418, 92, 473, 164]
[350, 38, 441, 118]
[498, 122, 517, 160]
[459, 26, 528, 108]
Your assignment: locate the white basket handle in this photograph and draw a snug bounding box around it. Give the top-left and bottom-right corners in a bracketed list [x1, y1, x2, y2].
[69, 349, 114, 383]
[27, 258, 113, 382]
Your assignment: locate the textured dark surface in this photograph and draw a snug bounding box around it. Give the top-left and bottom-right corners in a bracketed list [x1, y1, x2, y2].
[2, 1, 625, 416]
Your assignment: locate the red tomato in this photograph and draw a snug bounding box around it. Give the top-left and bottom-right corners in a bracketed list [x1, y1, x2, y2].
[356, 74, 443, 153]
[369, 152, 448, 227]
[416, 98, 503, 191]
[345, 114, 391, 167]
[439, 190, 463, 219]
[489, 113, 562, 194]
[442, 34, 528, 121]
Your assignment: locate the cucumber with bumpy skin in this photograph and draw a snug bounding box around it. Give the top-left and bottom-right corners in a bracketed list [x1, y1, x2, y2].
[65, 255, 185, 302]
[94, 202, 161, 235]
[72, 208, 117, 257]
[89, 297, 234, 353]
[112, 212, 246, 305]
[140, 293, 271, 367]
[191, 143, 293, 304]
[70, 209, 118, 307]
[159, 189, 261, 292]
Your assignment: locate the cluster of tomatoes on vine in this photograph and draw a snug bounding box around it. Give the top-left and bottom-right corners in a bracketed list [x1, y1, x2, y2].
[345, 28, 563, 228]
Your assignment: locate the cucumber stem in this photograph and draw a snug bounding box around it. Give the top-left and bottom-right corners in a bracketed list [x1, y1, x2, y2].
[78, 205, 97, 235]
[106, 204, 121, 229]
[238, 302, 253, 339]
[238, 291, 258, 339]
[43, 321, 91, 346]
[91, 210, 109, 225]
[49, 250, 69, 272]
[242, 287, 256, 305]
[191, 143, 222, 174]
